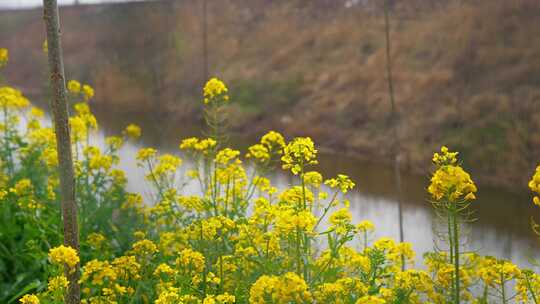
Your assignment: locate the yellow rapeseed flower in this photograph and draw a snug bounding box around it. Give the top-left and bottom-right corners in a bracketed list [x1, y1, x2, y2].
[29, 107, 44, 118]
[82, 84, 94, 100]
[0, 86, 30, 109]
[355, 295, 386, 304]
[276, 209, 317, 234]
[529, 165, 540, 206]
[517, 270, 540, 303]
[432, 146, 458, 166]
[48, 245, 79, 270]
[179, 137, 199, 150]
[249, 272, 312, 304]
[11, 178, 33, 196]
[428, 165, 477, 202]
[112, 255, 141, 280]
[429, 147, 476, 202]
[215, 148, 240, 165]
[304, 171, 323, 188]
[153, 154, 182, 176]
[357, 220, 375, 232]
[19, 294, 39, 304]
[330, 208, 352, 226]
[261, 130, 285, 152]
[324, 174, 355, 193]
[281, 137, 318, 175]
[179, 137, 217, 155]
[196, 138, 218, 153]
[0, 48, 8, 68]
[0, 189, 7, 200]
[47, 275, 69, 292]
[155, 287, 180, 304]
[177, 248, 205, 273]
[67, 80, 81, 94]
[279, 186, 314, 206]
[153, 263, 176, 277]
[80, 259, 117, 285]
[203, 77, 229, 104]
[124, 123, 141, 139]
[105, 136, 124, 150]
[136, 147, 157, 162]
[215, 293, 236, 304]
[87, 232, 106, 248]
[131, 239, 158, 256]
[246, 144, 270, 163]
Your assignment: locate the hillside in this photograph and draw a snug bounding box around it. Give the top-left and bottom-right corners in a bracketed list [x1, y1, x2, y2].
[1, 0, 540, 189]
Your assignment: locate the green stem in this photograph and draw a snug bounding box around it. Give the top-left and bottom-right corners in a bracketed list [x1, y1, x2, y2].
[3, 105, 13, 176]
[501, 273, 507, 304]
[313, 191, 339, 231]
[363, 231, 367, 251]
[300, 170, 309, 280]
[218, 238, 224, 293]
[525, 274, 539, 304]
[146, 158, 165, 200]
[200, 222, 207, 298]
[296, 226, 302, 276]
[212, 161, 218, 216]
[224, 178, 230, 217]
[452, 204, 460, 304]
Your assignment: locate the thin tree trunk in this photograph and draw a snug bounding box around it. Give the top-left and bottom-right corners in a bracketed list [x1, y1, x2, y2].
[383, 0, 405, 250]
[42, 1, 80, 303]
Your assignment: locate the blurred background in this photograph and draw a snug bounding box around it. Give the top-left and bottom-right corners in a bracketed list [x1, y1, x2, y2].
[1, 0, 539, 265]
[0, 0, 141, 9]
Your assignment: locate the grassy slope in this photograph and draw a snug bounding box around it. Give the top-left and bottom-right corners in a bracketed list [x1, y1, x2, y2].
[1, 0, 539, 189]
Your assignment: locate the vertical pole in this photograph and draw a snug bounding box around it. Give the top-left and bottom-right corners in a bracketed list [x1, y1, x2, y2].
[42, 1, 80, 303]
[383, 0, 405, 251]
[202, 0, 208, 81]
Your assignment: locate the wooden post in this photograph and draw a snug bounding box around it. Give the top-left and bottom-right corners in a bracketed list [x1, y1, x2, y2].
[42, 1, 80, 303]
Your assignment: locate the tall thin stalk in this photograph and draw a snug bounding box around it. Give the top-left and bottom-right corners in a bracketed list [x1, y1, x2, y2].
[43, 1, 80, 303]
[451, 204, 460, 304]
[383, 0, 405, 250]
[202, 0, 208, 82]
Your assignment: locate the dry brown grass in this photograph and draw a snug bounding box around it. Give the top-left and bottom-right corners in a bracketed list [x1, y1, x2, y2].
[1, 0, 539, 188]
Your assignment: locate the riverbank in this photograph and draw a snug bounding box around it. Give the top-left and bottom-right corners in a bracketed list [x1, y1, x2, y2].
[88, 104, 533, 196]
[2, 0, 539, 191]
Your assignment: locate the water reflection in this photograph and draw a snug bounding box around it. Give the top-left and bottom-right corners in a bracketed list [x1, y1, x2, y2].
[55, 105, 540, 269]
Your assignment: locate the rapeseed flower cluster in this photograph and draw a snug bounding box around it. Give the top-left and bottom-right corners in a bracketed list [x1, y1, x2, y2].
[432, 146, 458, 166]
[0, 48, 8, 68]
[0, 51, 147, 303]
[123, 123, 142, 139]
[529, 165, 540, 206]
[19, 295, 39, 304]
[281, 137, 318, 175]
[1, 54, 538, 304]
[203, 77, 229, 104]
[68, 79, 94, 101]
[48, 245, 80, 270]
[0, 86, 30, 109]
[429, 165, 477, 202]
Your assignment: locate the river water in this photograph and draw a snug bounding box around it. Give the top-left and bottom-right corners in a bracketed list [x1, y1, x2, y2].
[66, 106, 540, 269]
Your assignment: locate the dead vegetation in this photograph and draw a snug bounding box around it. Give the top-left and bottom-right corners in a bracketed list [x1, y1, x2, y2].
[1, 0, 539, 189]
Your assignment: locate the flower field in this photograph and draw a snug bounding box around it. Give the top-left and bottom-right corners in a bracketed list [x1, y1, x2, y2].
[1, 46, 540, 304]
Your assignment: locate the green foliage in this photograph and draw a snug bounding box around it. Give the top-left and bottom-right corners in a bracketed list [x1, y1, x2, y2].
[0, 83, 145, 303]
[231, 76, 302, 114]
